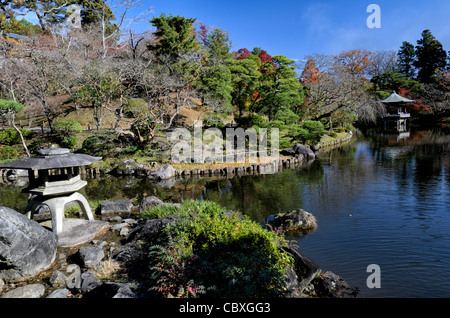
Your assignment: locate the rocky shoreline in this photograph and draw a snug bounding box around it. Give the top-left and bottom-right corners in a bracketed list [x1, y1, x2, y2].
[78, 133, 354, 180]
[0, 195, 358, 299]
[0, 135, 358, 298]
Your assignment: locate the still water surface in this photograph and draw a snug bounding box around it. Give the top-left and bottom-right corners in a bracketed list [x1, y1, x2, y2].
[1, 128, 449, 297]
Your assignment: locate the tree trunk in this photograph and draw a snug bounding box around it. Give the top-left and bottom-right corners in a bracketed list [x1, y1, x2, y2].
[11, 113, 30, 157]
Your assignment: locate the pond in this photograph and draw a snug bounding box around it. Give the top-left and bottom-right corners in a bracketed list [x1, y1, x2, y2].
[1, 126, 449, 297]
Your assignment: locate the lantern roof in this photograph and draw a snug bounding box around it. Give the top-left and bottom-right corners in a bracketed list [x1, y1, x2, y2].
[0, 146, 101, 170]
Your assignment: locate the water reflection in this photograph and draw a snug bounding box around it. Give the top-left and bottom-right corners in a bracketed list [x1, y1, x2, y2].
[1, 127, 449, 297]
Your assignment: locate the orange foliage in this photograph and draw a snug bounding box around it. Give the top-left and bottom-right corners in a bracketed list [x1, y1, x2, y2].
[335, 49, 373, 78]
[301, 57, 320, 85]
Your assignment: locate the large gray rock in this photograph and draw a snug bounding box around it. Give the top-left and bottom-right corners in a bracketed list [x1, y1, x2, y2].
[84, 282, 142, 298]
[270, 209, 317, 233]
[80, 270, 102, 292]
[46, 288, 70, 298]
[0, 206, 57, 282]
[312, 271, 359, 298]
[113, 160, 143, 176]
[74, 245, 105, 268]
[292, 144, 315, 159]
[120, 215, 176, 245]
[282, 144, 315, 160]
[138, 196, 164, 212]
[0, 283, 46, 298]
[282, 246, 321, 295]
[98, 199, 134, 215]
[150, 165, 175, 180]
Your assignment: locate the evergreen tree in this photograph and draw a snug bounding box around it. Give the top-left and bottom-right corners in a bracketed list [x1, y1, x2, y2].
[414, 29, 447, 83]
[397, 41, 416, 78]
[258, 55, 304, 120]
[229, 55, 261, 119]
[149, 14, 199, 61]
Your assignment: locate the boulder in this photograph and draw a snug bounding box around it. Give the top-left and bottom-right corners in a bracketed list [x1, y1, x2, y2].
[282, 246, 321, 295]
[46, 288, 70, 298]
[73, 245, 105, 268]
[292, 144, 315, 160]
[120, 215, 177, 245]
[312, 271, 359, 298]
[49, 270, 67, 287]
[282, 144, 315, 160]
[150, 165, 176, 180]
[80, 270, 102, 292]
[0, 283, 46, 298]
[113, 160, 144, 176]
[84, 282, 142, 298]
[98, 199, 134, 215]
[138, 196, 164, 212]
[270, 209, 317, 233]
[0, 206, 57, 282]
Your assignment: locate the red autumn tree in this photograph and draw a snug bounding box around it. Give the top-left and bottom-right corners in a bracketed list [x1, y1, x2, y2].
[233, 48, 252, 60]
[301, 57, 320, 85]
[197, 22, 209, 45]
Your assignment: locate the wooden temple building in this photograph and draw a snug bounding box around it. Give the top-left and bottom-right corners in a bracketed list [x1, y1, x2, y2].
[377, 91, 414, 132]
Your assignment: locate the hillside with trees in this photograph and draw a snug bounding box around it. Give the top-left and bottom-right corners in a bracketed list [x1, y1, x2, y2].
[0, 0, 449, 163]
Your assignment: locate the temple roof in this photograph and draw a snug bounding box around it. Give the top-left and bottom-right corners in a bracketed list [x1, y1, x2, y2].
[0, 147, 101, 170]
[381, 91, 415, 103]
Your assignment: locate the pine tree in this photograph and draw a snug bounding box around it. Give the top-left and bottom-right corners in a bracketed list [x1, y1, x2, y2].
[397, 41, 416, 78]
[414, 30, 447, 83]
[149, 14, 199, 61]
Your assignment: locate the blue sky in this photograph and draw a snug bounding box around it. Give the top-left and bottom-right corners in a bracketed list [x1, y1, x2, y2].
[21, 0, 450, 62]
[132, 0, 450, 61]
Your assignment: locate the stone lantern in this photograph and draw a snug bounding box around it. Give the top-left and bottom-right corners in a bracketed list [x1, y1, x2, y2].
[0, 146, 102, 241]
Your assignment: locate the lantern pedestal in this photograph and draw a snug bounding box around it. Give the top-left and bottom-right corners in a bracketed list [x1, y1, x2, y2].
[0, 146, 103, 245]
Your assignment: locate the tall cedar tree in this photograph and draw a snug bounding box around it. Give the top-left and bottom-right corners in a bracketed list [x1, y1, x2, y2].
[414, 29, 448, 83]
[149, 14, 199, 61]
[397, 41, 416, 78]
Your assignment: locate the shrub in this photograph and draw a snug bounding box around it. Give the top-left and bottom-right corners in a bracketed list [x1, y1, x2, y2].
[53, 121, 82, 148]
[0, 145, 19, 161]
[145, 200, 293, 298]
[81, 134, 116, 157]
[0, 128, 33, 145]
[274, 108, 300, 125]
[236, 114, 264, 129]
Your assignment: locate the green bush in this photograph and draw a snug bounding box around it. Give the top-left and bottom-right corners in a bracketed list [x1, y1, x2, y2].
[236, 114, 264, 129]
[145, 200, 293, 298]
[0, 128, 33, 145]
[274, 108, 300, 125]
[0, 145, 19, 161]
[81, 133, 122, 157]
[53, 121, 82, 148]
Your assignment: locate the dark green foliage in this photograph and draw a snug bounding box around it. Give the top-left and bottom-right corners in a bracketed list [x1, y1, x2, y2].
[144, 200, 293, 298]
[371, 69, 423, 97]
[235, 114, 264, 129]
[296, 120, 325, 145]
[0, 145, 18, 161]
[81, 133, 117, 157]
[397, 41, 416, 78]
[414, 30, 448, 83]
[149, 14, 199, 60]
[0, 128, 32, 145]
[52, 120, 82, 149]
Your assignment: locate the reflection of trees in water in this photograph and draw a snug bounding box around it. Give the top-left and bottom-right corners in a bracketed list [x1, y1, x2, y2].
[3, 128, 447, 225]
[308, 142, 380, 215]
[200, 163, 325, 221]
[0, 185, 28, 212]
